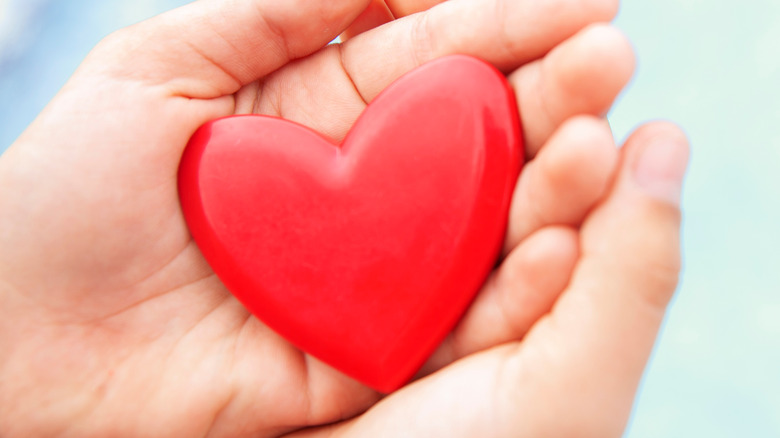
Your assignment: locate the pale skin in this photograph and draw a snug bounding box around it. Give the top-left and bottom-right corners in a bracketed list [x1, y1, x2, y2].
[0, 0, 689, 436]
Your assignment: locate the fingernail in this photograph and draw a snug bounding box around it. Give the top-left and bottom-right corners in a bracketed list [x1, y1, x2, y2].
[633, 134, 689, 204]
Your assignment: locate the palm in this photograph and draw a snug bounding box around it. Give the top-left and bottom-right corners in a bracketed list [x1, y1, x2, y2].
[0, 0, 649, 436]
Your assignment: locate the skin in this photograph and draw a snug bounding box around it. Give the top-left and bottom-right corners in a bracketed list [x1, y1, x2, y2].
[0, 0, 689, 436]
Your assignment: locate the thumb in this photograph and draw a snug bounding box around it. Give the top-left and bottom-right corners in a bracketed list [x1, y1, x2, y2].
[506, 120, 690, 436]
[86, 0, 371, 97]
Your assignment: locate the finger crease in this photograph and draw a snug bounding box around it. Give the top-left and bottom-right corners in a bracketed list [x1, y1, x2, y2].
[254, 5, 293, 61]
[410, 13, 434, 68]
[181, 39, 243, 92]
[336, 43, 369, 106]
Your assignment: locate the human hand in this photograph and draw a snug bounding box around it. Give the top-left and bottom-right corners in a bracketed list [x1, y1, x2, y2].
[291, 121, 690, 438]
[0, 0, 648, 436]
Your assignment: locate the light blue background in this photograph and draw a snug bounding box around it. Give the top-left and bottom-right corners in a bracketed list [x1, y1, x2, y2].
[1, 1, 778, 436]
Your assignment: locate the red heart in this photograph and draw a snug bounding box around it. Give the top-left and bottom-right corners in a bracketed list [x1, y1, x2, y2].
[178, 55, 522, 392]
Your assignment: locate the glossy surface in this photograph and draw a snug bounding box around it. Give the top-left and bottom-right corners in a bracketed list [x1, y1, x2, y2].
[178, 55, 523, 392]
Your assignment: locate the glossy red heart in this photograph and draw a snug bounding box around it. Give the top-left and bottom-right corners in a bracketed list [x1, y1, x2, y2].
[178, 55, 522, 392]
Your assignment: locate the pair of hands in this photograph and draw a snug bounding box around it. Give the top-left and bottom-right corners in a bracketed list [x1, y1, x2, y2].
[0, 0, 689, 436]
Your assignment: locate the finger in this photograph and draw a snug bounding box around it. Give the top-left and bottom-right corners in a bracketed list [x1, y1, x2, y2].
[259, 23, 632, 158]
[417, 226, 578, 376]
[340, 0, 620, 102]
[341, 0, 395, 41]
[87, 0, 371, 98]
[554, 120, 689, 327]
[488, 121, 690, 436]
[385, 0, 448, 17]
[311, 122, 689, 438]
[503, 116, 618, 255]
[511, 24, 635, 157]
[340, 0, 448, 41]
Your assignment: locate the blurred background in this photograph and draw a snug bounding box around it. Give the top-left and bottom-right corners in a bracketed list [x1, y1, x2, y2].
[1, 0, 778, 436]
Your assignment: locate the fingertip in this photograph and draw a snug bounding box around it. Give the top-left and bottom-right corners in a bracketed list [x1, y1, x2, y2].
[541, 116, 618, 190]
[622, 120, 690, 148]
[511, 25, 634, 156]
[595, 0, 622, 22]
[550, 115, 615, 151]
[385, 0, 447, 17]
[504, 116, 617, 253]
[574, 24, 635, 69]
[496, 226, 580, 321]
[502, 226, 579, 278]
[341, 0, 395, 41]
[528, 114, 613, 161]
[622, 121, 690, 205]
[552, 24, 636, 114]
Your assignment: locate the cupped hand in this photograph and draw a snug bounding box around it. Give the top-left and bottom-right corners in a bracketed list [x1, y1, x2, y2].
[292, 120, 690, 438]
[0, 0, 671, 436]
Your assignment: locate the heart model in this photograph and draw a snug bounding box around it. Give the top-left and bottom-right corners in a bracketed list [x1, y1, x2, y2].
[178, 55, 523, 393]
